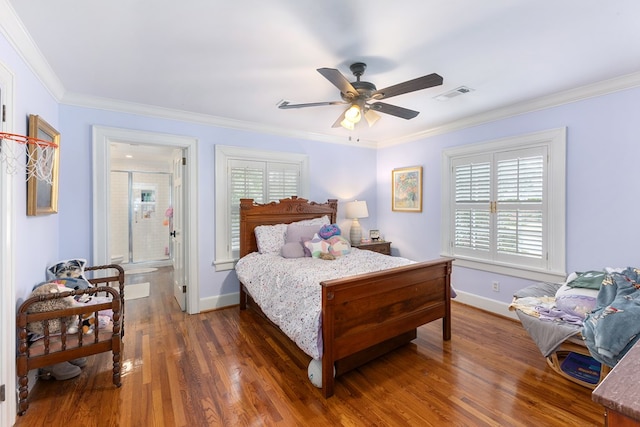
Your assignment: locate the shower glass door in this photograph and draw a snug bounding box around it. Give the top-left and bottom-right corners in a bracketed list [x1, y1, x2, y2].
[110, 171, 171, 264]
[131, 172, 171, 263]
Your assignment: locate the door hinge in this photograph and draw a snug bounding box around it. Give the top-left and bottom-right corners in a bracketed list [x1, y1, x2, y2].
[182, 285, 187, 293]
[0, 384, 5, 402]
[2, 104, 5, 122]
[182, 157, 186, 166]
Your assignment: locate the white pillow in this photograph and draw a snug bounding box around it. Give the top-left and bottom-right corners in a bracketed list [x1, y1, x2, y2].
[254, 223, 287, 254]
[292, 215, 330, 226]
[555, 283, 599, 299]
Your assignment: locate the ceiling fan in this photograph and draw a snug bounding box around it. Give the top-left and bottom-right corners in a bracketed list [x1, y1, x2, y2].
[278, 62, 443, 130]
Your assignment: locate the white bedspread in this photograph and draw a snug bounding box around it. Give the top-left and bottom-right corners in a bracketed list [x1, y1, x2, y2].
[235, 248, 415, 359]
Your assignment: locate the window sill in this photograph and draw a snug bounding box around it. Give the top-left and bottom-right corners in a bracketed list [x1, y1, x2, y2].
[446, 256, 566, 283]
[213, 258, 237, 272]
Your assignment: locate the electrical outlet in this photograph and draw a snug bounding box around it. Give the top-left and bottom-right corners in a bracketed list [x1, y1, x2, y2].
[492, 281, 500, 292]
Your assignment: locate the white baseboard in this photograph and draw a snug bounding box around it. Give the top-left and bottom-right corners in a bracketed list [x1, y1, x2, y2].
[453, 290, 519, 321]
[199, 292, 239, 312]
[197, 290, 519, 323]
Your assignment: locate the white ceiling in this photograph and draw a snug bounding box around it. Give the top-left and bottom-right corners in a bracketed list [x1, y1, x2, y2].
[6, 0, 640, 146]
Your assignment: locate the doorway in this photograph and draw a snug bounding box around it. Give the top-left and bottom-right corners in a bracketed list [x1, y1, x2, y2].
[92, 126, 199, 314]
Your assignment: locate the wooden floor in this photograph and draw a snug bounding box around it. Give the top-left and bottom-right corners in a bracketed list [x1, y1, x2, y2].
[14, 266, 605, 426]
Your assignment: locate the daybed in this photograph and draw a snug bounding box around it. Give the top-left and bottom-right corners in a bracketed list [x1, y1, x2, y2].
[236, 196, 453, 398]
[511, 268, 640, 389]
[16, 264, 125, 415]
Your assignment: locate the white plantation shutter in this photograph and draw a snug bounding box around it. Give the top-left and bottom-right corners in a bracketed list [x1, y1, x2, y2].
[215, 146, 309, 271]
[495, 151, 545, 263]
[267, 163, 300, 201]
[453, 159, 491, 254]
[450, 147, 548, 269]
[442, 128, 565, 281]
[228, 159, 301, 256]
[229, 160, 266, 253]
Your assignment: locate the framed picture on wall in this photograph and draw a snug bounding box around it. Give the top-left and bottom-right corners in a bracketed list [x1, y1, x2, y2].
[392, 166, 422, 212]
[26, 115, 60, 216]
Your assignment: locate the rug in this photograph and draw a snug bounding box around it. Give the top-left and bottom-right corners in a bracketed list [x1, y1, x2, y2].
[560, 352, 602, 385]
[124, 282, 150, 301]
[124, 267, 158, 275]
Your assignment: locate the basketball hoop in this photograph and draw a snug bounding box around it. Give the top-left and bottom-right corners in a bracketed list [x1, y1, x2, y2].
[0, 132, 58, 184]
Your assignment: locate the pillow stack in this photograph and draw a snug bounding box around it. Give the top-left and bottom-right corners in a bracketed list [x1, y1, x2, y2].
[252, 216, 352, 259]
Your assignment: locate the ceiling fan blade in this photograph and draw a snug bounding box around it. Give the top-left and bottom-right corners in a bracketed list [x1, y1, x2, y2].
[372, 73, 443, 100]
[278, 100, 347, 109]
[369, 102, 420, 120]
[317, 68, 359, 99]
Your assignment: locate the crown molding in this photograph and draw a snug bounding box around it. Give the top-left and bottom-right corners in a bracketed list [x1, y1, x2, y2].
[0, 0, 65, 101]
[379, 71, 640, 148]
[4, 0, 640, 151]
[61, 92, 379, 148]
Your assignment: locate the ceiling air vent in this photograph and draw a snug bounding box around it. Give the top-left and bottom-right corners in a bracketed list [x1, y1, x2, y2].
[434, 86, 474, 101]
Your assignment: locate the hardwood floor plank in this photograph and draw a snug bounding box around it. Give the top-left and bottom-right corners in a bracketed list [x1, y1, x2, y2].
[14, 266, 605, 426]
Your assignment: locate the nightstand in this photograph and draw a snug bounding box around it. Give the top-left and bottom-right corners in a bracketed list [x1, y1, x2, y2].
[352, 241, 391, 255]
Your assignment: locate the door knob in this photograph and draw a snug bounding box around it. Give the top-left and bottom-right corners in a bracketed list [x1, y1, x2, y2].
[170, 230, 176, 237]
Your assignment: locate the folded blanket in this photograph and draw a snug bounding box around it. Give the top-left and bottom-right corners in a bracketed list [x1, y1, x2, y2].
[582, 267, 640, 367]
[516, 309, 581, 357]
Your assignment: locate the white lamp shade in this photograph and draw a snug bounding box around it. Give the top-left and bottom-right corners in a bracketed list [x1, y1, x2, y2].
[344, 105, 362, 123]
[345, 200, 368, 219]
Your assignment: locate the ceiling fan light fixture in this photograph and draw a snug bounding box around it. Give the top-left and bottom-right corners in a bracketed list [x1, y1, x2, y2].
[364, 110, 380, 127]
[344, 104, 362, 123]
[340, 118, 355, 130]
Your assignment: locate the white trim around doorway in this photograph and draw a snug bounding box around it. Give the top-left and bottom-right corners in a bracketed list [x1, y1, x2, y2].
[92, 126, 199, 314]
[0, 61, 17, 426]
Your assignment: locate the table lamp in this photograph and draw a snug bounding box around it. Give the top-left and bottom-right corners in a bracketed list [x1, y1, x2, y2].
[345, 200, 369, 245]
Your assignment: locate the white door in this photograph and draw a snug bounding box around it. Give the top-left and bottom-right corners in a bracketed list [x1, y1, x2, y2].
[172, 150, 186, 311]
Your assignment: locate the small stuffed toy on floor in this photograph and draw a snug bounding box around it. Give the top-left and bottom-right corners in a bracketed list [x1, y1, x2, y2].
[80, 313, 97, 334]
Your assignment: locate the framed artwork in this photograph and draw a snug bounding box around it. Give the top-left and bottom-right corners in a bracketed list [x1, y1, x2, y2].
[27, 115, 60, 216]
[392, 166, 422, 212]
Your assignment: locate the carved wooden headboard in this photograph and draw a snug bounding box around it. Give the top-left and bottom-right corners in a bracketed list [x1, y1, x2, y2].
[239, 196, 338, 258]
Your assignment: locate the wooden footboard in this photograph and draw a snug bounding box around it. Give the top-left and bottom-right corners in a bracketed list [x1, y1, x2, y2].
[237, 197, 453, 398]
[320, 257, 452, 397]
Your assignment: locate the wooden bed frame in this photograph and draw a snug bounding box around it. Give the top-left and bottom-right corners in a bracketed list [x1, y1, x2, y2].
[238, 196, 453, 398]
[16, 264, 125, 415]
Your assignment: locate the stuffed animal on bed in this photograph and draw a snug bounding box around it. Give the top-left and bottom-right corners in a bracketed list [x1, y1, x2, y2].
[26, 282, 79, 335]
[318, 223, 341, 239]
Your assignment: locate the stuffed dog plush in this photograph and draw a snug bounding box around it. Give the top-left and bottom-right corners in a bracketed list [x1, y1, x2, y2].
[47, 258, 88, 280]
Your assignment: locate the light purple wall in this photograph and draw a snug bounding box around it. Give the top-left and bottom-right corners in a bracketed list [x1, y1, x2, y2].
[378, 86, 640, 303]
[58, 105, 378, 299]
[6, 22, 640, 307]
[1, 34, 60, 300]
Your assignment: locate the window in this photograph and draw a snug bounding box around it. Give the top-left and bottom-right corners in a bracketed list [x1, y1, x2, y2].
[441, 128, 566, 282]
[214, 146, 309, 271]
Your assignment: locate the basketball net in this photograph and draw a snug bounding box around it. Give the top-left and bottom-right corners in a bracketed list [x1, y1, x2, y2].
[0, 132, 57, 184]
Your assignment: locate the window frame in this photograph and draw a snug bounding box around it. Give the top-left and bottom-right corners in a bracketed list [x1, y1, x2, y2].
[441, 128, 566, 282]
[214, 145, 309, 271]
